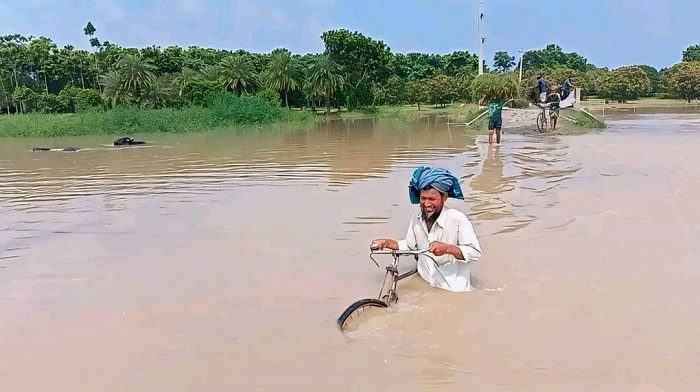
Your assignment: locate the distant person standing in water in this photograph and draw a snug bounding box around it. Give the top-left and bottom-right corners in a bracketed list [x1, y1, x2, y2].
[536, 75, 547, 103]
[479, 95, 506, 145]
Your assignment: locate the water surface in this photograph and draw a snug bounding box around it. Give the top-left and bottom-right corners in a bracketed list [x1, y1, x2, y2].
[1, 115, 698, 391]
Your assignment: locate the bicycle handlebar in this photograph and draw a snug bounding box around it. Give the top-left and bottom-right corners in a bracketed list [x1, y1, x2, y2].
[369, 249, 430, 256]
[368, 248, 452, 290]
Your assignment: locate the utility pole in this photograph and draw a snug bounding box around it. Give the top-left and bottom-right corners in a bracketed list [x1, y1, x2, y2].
[518, 49, 524, 83]
[478, 0, 484, 75]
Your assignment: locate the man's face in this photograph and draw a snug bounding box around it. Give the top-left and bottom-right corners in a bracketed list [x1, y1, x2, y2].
[419, 188, 447, 220]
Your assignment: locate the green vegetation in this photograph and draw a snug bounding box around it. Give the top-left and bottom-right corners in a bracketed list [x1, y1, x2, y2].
[0, 94, 312, 137]
[469, 73, 520, 100]
[2, 24, 700, 137]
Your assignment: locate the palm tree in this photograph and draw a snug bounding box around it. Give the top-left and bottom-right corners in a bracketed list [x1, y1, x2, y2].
[199, 64, 222, 83]
[100, 70, 126, 108]
[308, 55, 345, 115]
[172, 67, 201, 98]
[140, 74, 175, 109]
[116, 53, 157, 100]
[219, 55, 259, 96]
[264, 49, 303, 109]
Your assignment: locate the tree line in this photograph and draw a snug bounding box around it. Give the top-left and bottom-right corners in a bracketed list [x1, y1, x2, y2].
[3, 23, 700, 116]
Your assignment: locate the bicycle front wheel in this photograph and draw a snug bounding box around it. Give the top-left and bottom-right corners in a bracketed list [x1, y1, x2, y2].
[536, 112, 547, 133]
[337, 298, 389, 332]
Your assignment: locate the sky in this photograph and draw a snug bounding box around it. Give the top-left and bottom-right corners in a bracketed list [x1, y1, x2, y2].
[0, 0, 698, 70]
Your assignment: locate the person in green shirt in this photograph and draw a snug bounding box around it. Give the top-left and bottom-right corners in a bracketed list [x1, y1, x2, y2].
[479, 96, 506, 145]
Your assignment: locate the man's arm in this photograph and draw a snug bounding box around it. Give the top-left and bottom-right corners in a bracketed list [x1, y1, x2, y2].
[454, 215, 482, 262]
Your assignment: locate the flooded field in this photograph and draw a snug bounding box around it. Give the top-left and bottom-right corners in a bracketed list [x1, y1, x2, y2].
[1, 114, 699, 391]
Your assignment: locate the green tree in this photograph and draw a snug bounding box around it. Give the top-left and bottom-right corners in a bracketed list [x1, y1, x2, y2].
[75, 88, 103, 111]
[633, 65, 661, 94]
[182, 79, 225, 106]
[100, 70, 126, 108]
[664, 62, 700, 102]
[219, 55, 259, 96]
[522, 44, 589, 74]
[307, 54, 345, 115]
[599, 66, 650, 103]
[321, 29, 392, 110]
[382, 75, 407, 105]
[427, 75, 459, 107]
[116, 53, 157, 104]
[408, 79, 429, 111]
[444, 51, 479, 76]
[545, 67, 585, 91]
[12, 85, 35, 113]
[493, 51, 515, 72]
[263, 48, 303, 109]
[682, 45, 700, 62]
[582, 68, 608, 96]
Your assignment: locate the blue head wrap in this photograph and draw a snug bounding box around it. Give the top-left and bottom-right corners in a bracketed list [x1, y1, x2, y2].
[408, 166, 464, 204]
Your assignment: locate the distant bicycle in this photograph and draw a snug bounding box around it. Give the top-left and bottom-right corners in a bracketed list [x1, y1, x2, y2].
[535, 102, 557, 133]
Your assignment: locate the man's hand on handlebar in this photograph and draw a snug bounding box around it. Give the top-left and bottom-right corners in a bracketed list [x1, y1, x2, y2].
[370, 238, 399, 251]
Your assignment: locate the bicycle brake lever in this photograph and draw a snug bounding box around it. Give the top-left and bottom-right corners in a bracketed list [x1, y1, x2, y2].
[369, 253, 380, 268]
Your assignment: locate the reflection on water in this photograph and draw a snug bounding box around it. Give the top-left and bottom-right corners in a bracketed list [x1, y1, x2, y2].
[0, 116, 584, 265]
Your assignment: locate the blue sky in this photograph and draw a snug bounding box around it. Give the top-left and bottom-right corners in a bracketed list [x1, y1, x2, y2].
[0, 0, 696, 70]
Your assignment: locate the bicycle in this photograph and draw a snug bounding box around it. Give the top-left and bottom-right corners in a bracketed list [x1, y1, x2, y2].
[536, 101, 561, 133]
[336, 247, 449, 332]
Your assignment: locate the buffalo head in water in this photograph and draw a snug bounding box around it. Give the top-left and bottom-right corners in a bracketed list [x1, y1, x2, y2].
[114, 137, 146, 146]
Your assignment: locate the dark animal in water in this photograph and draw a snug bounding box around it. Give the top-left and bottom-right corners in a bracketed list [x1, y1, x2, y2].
[113, 137, 146, 146]
[32, 147, 80, 152]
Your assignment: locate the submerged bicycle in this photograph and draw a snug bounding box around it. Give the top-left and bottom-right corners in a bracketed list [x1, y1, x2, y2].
[336, 245, 449, 332]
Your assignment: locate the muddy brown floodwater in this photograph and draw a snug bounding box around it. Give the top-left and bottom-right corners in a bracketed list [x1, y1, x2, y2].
[1, 114, 699, 391]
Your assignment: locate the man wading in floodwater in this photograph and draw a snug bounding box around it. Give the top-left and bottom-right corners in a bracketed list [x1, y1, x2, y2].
[371, 166, 482, 292]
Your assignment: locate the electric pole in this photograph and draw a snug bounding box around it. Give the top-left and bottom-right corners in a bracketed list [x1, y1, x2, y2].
[478, 0, 484, 75]
[518, 49, 524, 83]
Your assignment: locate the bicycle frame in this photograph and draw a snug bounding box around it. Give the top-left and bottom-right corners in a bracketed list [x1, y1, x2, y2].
[368, 249, 448, 304]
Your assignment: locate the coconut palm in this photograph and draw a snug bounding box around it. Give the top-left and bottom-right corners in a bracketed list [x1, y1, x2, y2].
[140, 74, 175, 109]
[308, 54, 345, 115]
[100, 70, 127, 108]
[116, 53, 157, 98]
[219, 55, 259, 96]
[263, 49, 303, 109]
[199, 64, 222, 83]
[172, 67, 201, 98]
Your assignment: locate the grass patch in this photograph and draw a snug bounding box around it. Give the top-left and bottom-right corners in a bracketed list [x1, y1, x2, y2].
[0, 94, 315, 137]
[561, 108, 606, 129]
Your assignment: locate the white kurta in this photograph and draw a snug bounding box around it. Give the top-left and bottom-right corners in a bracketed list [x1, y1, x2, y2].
[397, 207, 482, 292]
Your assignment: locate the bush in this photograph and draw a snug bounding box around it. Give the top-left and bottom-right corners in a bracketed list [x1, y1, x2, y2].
[255, 89, 282, 107]
[0, 93, 313, 137]
[75, 89, 103, 111]
[183, 80, 226, 107]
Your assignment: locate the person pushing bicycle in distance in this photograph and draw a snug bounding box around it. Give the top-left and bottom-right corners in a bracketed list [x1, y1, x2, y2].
[371, 166, 482, 292]
[545, 86, 562, 131]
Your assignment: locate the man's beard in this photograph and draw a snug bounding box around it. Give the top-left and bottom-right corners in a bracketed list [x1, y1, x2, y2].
[421, 205, 442, 225]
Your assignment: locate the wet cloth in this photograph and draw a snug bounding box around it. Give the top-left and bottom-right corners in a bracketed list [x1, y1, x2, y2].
[408, 166, 464, 204]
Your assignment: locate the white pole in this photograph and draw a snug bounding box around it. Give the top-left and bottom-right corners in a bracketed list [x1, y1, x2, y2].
[518, 49, 524, 83]
[478, 0, 484, 75]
